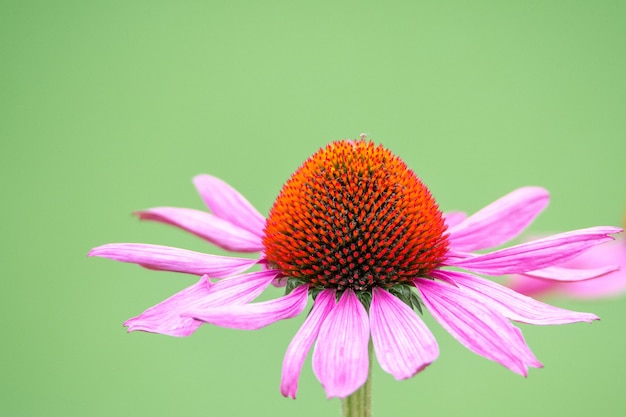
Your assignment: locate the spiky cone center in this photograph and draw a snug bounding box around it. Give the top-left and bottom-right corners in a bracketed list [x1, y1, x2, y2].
[263, 140, 449, 292]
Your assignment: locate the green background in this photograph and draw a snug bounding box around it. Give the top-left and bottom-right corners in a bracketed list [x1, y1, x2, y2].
[2, 1, 625, 416]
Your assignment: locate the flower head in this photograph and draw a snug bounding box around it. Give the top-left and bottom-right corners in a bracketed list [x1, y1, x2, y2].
[90, 138, 622, 398]
[264, 141, 448, 292]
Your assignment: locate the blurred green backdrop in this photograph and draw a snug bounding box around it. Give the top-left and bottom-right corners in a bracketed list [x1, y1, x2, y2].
[2, 1, 625, 416]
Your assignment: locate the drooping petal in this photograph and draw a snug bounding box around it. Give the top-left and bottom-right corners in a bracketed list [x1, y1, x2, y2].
[447, 187, 550, 252]
[449, 226, 622, 275]
[512, 271, 626, 299]
[190, 269, 281, 309]
[443, 211, 467, 228]
[313, 289, 370, 398]
[184, 285, 309, 329]
[505, 276, 555, 299]
[443, 249, 474, 262]
[124, 275, 213, 337]
[281, 290, 336, 399]
[506, 237, 626, 299]
[523, 265, 620, 282]
[89, 243, 258, 277]
[507, 324, 543, 368]
[124, 269, 280, 336]
[136, 207, 264, 252]
[416, 278, 541, 375]
[431, 270, 599, 325]
[370, 288, 439, 379]
[193, 174, 266, 238]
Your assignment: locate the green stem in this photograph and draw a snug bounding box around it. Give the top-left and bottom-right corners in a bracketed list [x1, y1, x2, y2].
[341, 341, 372, 417]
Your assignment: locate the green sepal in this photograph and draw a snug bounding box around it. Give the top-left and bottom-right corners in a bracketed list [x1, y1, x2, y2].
[409, 290, 423, 314]
[285, 277, 308, 295]
[355, 290, 373, 312]
[286, 279, 424, 315]
[309, 285, 325, 300]
[389, 284, 424, 314]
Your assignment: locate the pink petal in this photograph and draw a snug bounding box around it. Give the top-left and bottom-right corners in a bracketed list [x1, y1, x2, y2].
[448, 187, 550, 252]
[312, 289, 370, 398]
[184, 285, 309, 329]
[89, 243, 258, 277]
[507, 239, 626, 298]
[136, 207, 264, 252]
[431, 270, 599, 325]
[443, 211, 467, 228]
[370, 288, 439, 379]
[508, 324, 543, 369]
[281, 290, 336, 399]
[193, 174, 266, 238]
[505, 276, 555, 299]
[124, 269, 280, 336]
[442, 249, 474, 263]
[512, 271, 626, 299]
[190, 269, 280, 309]
[124, 275, 213, 337]
[523, 265, 620, 282]
[416, 278, 541, 375]
[449, 226, 622, 275]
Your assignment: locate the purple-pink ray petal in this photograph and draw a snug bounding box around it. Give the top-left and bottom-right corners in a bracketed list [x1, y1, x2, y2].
[507, 238, 626, 299]
[313, 289, 370, 398]
[512, 271, 626, 299]
[370, 288, 439, 379]
[193, 174, 266, 238]
[124, 269, 280, 336]
[281, 290, 336, 399]
[184, 285, 309, 330]
[508, 324, 543, 368]
[416, 278, 541, 375]
[89, 243, 258, 277]
[523, 265, 620, 282]
[447, 187, 550, 252]
[124, 275, 213, 337]
[431, 270, 599, 325]
[444, 249, 474, 263]
[191, 269, 281, 309]
[443, 211, 467, 228]
[449, 226, 622, 275]
[136, 207, 264, 253]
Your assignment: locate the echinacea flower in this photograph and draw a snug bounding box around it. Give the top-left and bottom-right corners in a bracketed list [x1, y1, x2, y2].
[90, 139, 621, 399]
[506, 236, 626, 299]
